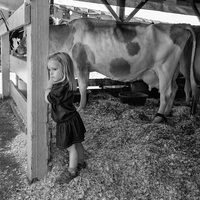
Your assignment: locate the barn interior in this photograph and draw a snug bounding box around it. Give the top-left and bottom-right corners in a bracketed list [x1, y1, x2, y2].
[0, 0, 200, 187]
[1, 2, 200, 198]
[0, 0, 199, 102]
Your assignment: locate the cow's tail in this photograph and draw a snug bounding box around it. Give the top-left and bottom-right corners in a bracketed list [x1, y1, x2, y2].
[185, 24, 200, 115]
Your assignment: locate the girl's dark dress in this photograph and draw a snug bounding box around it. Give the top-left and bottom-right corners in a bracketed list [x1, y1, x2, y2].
[47, 80, 85, 149]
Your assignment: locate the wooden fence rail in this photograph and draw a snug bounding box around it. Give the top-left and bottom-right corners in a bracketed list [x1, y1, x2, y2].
[0, 0, 49, 182]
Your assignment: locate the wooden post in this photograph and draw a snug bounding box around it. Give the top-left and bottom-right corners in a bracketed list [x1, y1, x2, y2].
[116, 0, 125, 22]
[1, 33, 9, 98]
[26, 0, 49, 181]
[50, 0, 54, 15]
[1, 10, 9, 98]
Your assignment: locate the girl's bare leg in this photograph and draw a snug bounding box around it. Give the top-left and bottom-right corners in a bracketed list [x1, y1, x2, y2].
[76, 143, 85, 163]
[67, 144, 78, 173]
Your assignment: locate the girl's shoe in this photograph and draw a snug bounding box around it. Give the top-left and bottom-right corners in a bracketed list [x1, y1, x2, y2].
[55, 169, 78, 185]
[77, 161, 87, 171]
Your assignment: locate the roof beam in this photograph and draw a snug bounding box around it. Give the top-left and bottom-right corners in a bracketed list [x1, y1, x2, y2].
[191, 1, 200, 20]
[116, 0, 125, 21]
[100, 0, 121, 21]
[125, 0, 149, 22]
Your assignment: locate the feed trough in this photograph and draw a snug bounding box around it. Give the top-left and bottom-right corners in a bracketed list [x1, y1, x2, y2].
[119, 91, 148, 106]
[131, 80, 149, 95]
[104, 85, 130, 97]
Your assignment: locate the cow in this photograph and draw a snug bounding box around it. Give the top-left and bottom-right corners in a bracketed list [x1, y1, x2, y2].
[179, 26, 200, 114]
[15, 18, 200, 123]
[10, 17, 55, 54]
[9, 27, 24, 51]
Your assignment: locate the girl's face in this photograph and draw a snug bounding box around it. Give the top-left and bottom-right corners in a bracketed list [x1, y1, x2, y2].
[47, 59, 64, 82]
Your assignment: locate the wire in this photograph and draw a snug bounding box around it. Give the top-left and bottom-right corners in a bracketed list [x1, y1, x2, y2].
[0, 10, 9, 31]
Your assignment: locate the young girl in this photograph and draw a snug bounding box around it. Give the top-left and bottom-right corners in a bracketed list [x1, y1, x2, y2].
[45, 52, 86, 184]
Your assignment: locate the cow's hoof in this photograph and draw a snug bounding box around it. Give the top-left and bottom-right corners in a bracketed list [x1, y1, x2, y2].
[153, 113, 167, 123]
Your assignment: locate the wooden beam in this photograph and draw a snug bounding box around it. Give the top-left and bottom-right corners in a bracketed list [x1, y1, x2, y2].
[10, 55, 28, 83]
[8, 2, 30, 31]
[100, 0, 121, 21]
[10, 81, 27, 123]
[10, 55, 27, 83]
[0, 3, 30, 36]
[125, 0, 148, 22]
[116, 0, 125, 21]
[0, 0, 23, 11]
[191, 2, 200, 21]
[26, 0, 49, 181]
[1, 29, 10, 98]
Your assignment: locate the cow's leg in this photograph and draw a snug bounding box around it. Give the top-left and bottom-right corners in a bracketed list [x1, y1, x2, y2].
[184, 78, 191, 106]
[153, 69, 173, 123]
[76, 71, 89, 113]
[153, 90, 170, 123]
[179, 52, 191, 106]
[164, 69, 180, 115]
[153, 93, 169, 123]
[180, 65, 191, 106]
[164, 80, 178, 115]
[71, 43, 91, 112]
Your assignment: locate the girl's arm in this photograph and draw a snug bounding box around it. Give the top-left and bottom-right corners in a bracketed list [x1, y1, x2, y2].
[45, 88, 51, 103]
[45, 79, 54, 103]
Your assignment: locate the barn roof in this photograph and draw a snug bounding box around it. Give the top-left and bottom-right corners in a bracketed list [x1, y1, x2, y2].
[0, 0, 199, 15]
[53, 0, 200, 25]
[74, 0, 200, 16]
[0, 0, 199, 25]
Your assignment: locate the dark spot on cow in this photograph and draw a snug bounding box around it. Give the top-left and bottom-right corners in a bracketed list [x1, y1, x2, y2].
[72, 42, 95, 73]
[113, 24, 137, 43]
[170, 25, 185, 48]
[83, 19, 95, 32]
[155, 24, 188, 48]
[72, 43, 88, 72]
[126, 42, 140, 56]
[110, 58, 130, 77]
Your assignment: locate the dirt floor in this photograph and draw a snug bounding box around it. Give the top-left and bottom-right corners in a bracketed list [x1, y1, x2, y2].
[1, 92, 200, 200]
[0, 98, 27, 200]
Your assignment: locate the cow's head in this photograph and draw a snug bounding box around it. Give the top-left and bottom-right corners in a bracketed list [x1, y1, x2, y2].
[15, 37, 27, 55]
[9, 28, 24, 51]
[12, 17, 55, 56]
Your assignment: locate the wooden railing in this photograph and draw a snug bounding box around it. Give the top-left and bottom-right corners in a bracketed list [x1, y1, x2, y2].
[0, 1, 49, 182]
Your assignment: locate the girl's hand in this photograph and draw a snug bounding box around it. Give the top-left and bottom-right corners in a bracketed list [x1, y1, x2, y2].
[47, 78, 55, 89]
[45, 78, 55, 104]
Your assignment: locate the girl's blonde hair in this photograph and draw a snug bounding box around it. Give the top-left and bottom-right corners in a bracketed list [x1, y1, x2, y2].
[48, 52, 77, 91]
